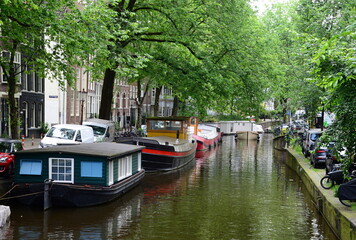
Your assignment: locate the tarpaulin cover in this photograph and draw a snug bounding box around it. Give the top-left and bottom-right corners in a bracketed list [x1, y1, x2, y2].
[338, 178, 356, 200]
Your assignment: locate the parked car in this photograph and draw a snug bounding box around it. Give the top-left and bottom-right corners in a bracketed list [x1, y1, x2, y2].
[325, 141, 347, 174]
[302, 129, 322, 157]
[310, 146, 327, 168]
[0, 138, 23, 177]
[83, 118, 116, 142]
[40, 124, 94, 148]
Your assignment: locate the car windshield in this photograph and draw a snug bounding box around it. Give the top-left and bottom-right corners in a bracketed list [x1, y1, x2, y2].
[0, 142, 12, 153]
[46, 127, 76, 140]
[310, 133, 321, 141]
[87, 125, 106, 136]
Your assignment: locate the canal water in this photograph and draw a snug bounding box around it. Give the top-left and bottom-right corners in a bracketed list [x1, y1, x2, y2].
[0, 135, 337, 240]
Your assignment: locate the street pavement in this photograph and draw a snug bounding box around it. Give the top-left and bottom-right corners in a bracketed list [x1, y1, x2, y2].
[22, 138, 41, 150]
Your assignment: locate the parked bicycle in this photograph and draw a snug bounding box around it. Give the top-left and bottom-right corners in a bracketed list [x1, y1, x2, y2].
[320, 163, 356, 189]
[320, 164, 343, 189]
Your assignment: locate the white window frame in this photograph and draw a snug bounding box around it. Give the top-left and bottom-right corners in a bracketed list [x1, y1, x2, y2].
[108, 160, 114, 185]
[117, 155, 132, 181]
[49, 157, 74, 183]
[138, 153, 142, 170]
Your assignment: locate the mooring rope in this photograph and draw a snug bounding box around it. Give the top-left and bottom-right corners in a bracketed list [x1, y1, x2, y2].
[0, 191, 45, 201]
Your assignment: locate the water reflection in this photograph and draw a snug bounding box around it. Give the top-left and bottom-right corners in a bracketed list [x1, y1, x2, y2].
[0, 135, 337, 240]
[3, 187, 143, 240]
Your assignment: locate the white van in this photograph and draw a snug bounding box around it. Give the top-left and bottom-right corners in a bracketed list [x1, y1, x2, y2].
[83, 118, 116, 142]
[39, 124, 94, 148]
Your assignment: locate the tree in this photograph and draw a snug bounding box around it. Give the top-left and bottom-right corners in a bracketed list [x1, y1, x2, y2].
[99, 0, 275, 121]
[0, 0, 115, 138]
[312, 27, 356, 164]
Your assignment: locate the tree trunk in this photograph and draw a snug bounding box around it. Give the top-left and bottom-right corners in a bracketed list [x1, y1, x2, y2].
[7, 46, 20, 139]
[172, 96, 179, 116]
[99, 68, 116, 120]
[135, 78, 150, 128]
[153, 86, 162, 116]
[8, 68, 19, 139]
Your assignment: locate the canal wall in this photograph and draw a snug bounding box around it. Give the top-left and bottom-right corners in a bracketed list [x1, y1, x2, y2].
[274, 136, 356, 240]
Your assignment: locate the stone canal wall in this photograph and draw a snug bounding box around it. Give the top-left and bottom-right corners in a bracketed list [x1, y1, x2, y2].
[274, 136, 356, 240]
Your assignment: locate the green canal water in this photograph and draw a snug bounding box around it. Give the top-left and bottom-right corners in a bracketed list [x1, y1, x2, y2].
[1, 135, 337, 240]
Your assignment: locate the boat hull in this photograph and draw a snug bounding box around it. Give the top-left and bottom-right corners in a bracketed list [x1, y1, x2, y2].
[193, 133, 222, 151]
[236, 131, 259, 140]
[11, 169, 145, 208]
[142, 147, 196, 172]
[118, 137, 196, 172]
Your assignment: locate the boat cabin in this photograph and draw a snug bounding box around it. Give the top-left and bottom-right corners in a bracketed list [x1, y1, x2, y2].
[14, 142, 144, 187]
[146, 116, 198, 141]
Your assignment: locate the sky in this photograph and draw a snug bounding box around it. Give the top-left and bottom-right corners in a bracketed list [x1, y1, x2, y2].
[250, 0, 290, 14]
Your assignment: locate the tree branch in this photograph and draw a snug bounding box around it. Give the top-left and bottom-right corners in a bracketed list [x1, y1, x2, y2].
[134, 6, 178, 30]
[140, 38, 203, 60]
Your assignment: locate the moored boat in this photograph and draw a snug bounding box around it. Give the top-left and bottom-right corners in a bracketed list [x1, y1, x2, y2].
[193, 124, 222, 152]
[117, 116, 198, 172]
[9, 142, 145, 209]
[235, 131, 259, 140]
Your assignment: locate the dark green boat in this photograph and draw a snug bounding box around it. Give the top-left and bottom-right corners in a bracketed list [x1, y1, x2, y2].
[11, 142, 145, 209]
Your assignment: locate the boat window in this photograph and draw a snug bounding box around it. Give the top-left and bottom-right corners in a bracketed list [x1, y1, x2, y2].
[49, 158, 74, 183]
[149, 120, 165, 130]
[118, 156, 132, 181]
[166, 121, 181, 131]
[81, 161, 103, 178]
[20, 159, 42, 175]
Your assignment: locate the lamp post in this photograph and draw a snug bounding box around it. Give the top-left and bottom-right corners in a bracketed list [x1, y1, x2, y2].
[80, 88, 87, 125]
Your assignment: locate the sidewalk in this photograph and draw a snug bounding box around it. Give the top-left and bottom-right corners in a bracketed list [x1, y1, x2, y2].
[22, 138, 41, 150]
[285, 147, 356, 240]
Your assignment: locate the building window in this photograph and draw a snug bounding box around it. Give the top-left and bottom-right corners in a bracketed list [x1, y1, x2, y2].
[1, 51, 21, 83]
[118, 156, 132, 181]
[31, 103, 36, 128]
[38, 103, 43, 126]
[70, 91, 75, 116]
[19, 159, 42, 175]
[21, 63, 27, 90]
[81, 161, 103, 178]
[49, 158, 74, 183]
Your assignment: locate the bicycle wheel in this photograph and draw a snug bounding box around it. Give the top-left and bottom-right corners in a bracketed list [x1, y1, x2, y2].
[320, 176, 334, 189]
[339, 199, 352, 207]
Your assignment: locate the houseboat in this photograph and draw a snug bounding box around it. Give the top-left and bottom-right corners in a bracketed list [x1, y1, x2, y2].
[232, 121, 261, 140]
[10, 142, 145, 209]
[117, 116, 198, 172]
[193, 123, 222, 152]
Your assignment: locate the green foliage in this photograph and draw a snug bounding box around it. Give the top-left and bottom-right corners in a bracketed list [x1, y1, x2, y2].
[0, 0, 117, 138]
[39, 122, 49, 134]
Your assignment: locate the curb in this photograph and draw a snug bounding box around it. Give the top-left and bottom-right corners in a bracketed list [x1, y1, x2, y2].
[285, 147, 356, 240]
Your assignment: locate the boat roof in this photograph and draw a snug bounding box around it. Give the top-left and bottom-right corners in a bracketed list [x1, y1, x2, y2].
[14, 142, 145, 159]
[146, 116, 196, 121]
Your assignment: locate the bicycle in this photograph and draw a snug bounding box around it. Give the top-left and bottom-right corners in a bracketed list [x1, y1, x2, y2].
[320, 164, 343, 189]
